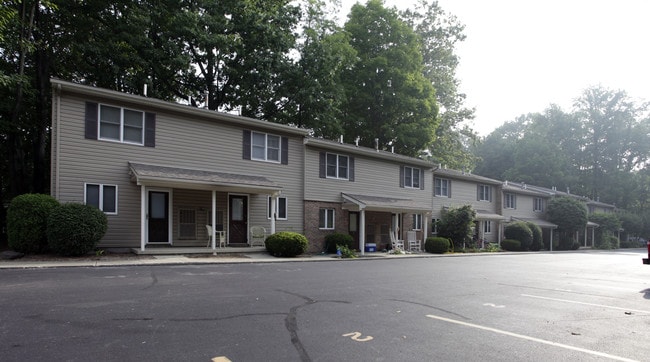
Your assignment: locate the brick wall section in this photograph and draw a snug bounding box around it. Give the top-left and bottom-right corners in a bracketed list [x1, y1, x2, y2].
[303, 201, 348, 253]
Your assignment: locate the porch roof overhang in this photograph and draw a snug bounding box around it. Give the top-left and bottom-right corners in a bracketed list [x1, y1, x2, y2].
[587, 221, 600, 228]
[129, 162, 281, 195]
[511, 217, 558, 229]
[341, 193, 430, 213]
[475, 210, 506, 221]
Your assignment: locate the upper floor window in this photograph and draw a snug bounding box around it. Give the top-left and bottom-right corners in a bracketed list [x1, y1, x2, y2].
[252, 132, 281, 162]
[327, 153, 348, 179]
[533, 197, 544, 212]
[85, 183, 117, 214]
[504, 193, 517, 209]
[267, 196, 288, 220]
[402, 166, 422, 189]
[435, 178, 450, 197]
[85, 102, 155, 147]
[478, 184, 492, 202]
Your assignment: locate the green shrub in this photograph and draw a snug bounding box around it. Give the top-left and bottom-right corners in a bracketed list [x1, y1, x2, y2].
[337, 244, 357, 258]
[265, 231, 308, 257]
[485, 243, 500, 252]
[425, 236, 452, 254]
[557, 237, 581, 250]
[501, 239, 521, 251]
[7, 194, 60, 253]
[504, 222, 533, 250]
[526, 222, 543, 251]
[324, 233, 354, 253]
[47, 203, 108, 256]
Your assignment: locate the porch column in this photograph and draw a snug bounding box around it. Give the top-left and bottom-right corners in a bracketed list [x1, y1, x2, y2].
[584, 226, 588, 247]
[270, 195, 277, 234]
[359, 209, 366, 256]
[423, 212, 429, 241]
[211, 190, 217, 250]
[550, 229, 554, 252]
[593, 227, 596, 248]
[140, 185, 146, 252]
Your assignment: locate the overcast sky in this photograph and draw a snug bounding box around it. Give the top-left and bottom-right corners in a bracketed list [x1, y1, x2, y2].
[339, 0, 650, 135]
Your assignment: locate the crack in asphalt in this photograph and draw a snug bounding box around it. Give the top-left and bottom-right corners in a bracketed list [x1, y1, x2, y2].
[388, 298, 471, 320]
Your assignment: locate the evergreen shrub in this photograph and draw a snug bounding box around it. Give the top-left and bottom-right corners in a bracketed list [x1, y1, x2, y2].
[500, 239, 521, 251]
[425, 236, 452, 254]
[504, 222, 533, 250]
[47, 203, 108, 256]
[265, 231, 309, 257]
[7, 194, 60, 253]
[324, 233, 354, 253]
[526, 222, 543, 251]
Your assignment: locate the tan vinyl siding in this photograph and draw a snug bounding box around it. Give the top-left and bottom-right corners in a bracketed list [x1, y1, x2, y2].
[501, 193, 545, 220]
[304, 147, 432, 210]
[54, 93, 304, 247]
[432, 177, 499, 218]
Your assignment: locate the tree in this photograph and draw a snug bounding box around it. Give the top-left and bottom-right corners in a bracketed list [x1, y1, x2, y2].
[546, 196, 588, 250]
[589, 212, 621, 248]
[437, 205, 475, 250]
[341, 0, 438, 156]
[403, 0, 477, 169]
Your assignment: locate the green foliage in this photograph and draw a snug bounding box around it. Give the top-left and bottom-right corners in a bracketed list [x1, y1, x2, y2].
[324, 233, 354, 253]
[341, 0, 439, 156]
[336, 244, 357, 259]
[485, 243, 501, 252]
[589, 212, 621, 247]
[265, 231, 308, 257]
[504, 222, 533, 251]
[437, 205, 475, 250]
[500, 239, 521, 251]
[557, 238, 581, 251]
[547, 197, 588, 234]
[7, 194, 60, 253]
[425, 236, 452, 254]
[525, 222, 543, 251]
[47, 203, 108, 256]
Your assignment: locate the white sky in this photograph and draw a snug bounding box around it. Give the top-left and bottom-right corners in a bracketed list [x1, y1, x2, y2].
[339, 0, 650, 135]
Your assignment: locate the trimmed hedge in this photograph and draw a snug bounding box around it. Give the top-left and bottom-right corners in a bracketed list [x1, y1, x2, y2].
[7, 194, 60, 253]
[504, 222, 533, 250]
[425, 236, 453, 254]
[501, 239, 521, 251]
[526, 222, 543, 251]
[47, 203, 108, 256]
[265, 231, 309, 257]
[324, 233, 354, 253]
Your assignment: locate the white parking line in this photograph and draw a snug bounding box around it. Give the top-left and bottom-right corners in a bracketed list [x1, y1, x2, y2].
[521, 294, 650, 314]
[426, 314, 638, 362]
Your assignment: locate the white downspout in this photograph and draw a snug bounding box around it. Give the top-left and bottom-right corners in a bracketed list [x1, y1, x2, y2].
[359, 209, 366, 256]
[212, 190, 217, 251]
[141, 186, 146, 251]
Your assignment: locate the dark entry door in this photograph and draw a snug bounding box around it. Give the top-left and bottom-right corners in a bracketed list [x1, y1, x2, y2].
[229, 195, 248, 244]
[148, 191, 169, 243]
[349, 212, 360, 250]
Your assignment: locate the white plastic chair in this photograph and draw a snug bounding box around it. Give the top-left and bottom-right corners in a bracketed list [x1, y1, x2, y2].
[389, 229, 404, 251]
[250, 226, 267, 247]
[407, 230, 421, 252]
[206, 225, 226, 248]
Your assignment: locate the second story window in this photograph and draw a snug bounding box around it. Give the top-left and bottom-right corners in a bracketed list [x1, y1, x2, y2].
[435, 178, 450, 197]
[252, 132, 281, 162]
[326, 153, 348, 179]
[533, 197, 544, 212]
[402, 166, 421, 189]
[478, 184, 492, 202]
[99, 105, 144, 145]
[505, 193, 517, 209]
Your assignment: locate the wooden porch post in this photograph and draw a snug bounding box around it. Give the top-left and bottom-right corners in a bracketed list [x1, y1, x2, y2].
[359, 209, 366, 256]
[270, 194, 277, 235]
[211, 190, 216, 251]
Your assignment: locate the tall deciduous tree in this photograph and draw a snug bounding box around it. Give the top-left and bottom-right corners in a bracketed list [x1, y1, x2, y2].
[403, 0, 477, 169]
[341, 0, 438, 156]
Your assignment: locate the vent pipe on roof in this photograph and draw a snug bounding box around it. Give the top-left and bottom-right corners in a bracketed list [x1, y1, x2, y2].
[204, 91, 209, 109]
[375, 138, 379, 151]
[567, 187, 570, 194]
[144, 84, 148, 97]
[354, 136, 360, 147]
[339, 135, 343, 144]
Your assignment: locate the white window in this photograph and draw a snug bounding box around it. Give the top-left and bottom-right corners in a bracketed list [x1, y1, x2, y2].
[85, 183, 117, 214]
[326, 153, 348, 179]
[404, 167, 421, 188]
[319, 208, 335, 229]
[435, 178, 450, 197]
[252, 132, 280, 162]
[533, 197, 544, 212]
[478, 185, 491, 201]
[267, 196, 288, 220]
[413, 214, 422, 230]
[99, 104, 143, 144]
[505, 193, 517, 209]
[483, 220, 492, 234]
[179, 209, 196, 239]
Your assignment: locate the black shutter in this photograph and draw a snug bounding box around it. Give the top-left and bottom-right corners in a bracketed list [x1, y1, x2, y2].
[448, 181, 452, 198]
[281, 136, 288, 165]
[243, 130, 251, 160]
[319, 152, 326, 178]
[399, 166, 404, 188]
[348, 157, 355, 182]
[144, 112, 156, 147]
[85, 102, 98, 140]
[420, 169, 424, 190]
[477, 185, 480, 201]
